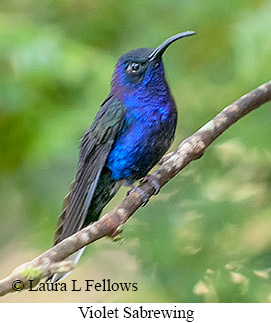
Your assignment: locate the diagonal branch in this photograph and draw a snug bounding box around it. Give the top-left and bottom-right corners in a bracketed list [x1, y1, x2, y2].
[1, 81, 271, 297]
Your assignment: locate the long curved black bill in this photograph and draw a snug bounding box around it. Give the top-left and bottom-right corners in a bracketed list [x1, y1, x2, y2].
[149, 31, 196, 61]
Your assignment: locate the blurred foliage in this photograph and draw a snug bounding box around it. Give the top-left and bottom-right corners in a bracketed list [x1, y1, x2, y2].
[0, 0, 271, 302]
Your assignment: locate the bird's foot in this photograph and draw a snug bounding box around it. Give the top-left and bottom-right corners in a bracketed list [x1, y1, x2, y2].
[110, 224, 124, 245]
[127, 185, 150, 206]
[140, 174, 160, 195]
[127, 175, 160, 206]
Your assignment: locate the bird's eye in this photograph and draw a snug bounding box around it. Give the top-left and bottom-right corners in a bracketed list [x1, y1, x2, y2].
[131, 62, 140, 71]
[126, 62, 141, 74]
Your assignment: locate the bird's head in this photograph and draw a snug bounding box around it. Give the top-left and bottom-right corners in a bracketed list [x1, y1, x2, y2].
[111, 31, 196, 96]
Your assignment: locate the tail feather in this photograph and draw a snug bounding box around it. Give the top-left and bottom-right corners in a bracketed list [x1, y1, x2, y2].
[49, 168, 122, 282]
[50, 247, 86, 283]
[54, 180, 75, 246]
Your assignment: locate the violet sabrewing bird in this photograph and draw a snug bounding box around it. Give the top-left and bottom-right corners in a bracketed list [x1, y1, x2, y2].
[51, 31, 196, 281]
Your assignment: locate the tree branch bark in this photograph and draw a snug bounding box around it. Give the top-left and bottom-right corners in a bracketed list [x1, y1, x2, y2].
[1, 81, 271, 297]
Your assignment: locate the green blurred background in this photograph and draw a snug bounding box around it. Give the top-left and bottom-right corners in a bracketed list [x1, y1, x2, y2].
[0, 0, 271, 302]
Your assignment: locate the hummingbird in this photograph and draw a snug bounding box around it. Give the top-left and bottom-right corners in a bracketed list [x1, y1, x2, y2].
[51, 31, 195, 281]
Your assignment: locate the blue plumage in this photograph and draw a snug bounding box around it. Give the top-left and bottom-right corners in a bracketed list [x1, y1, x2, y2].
[107, 47, 178, 182]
